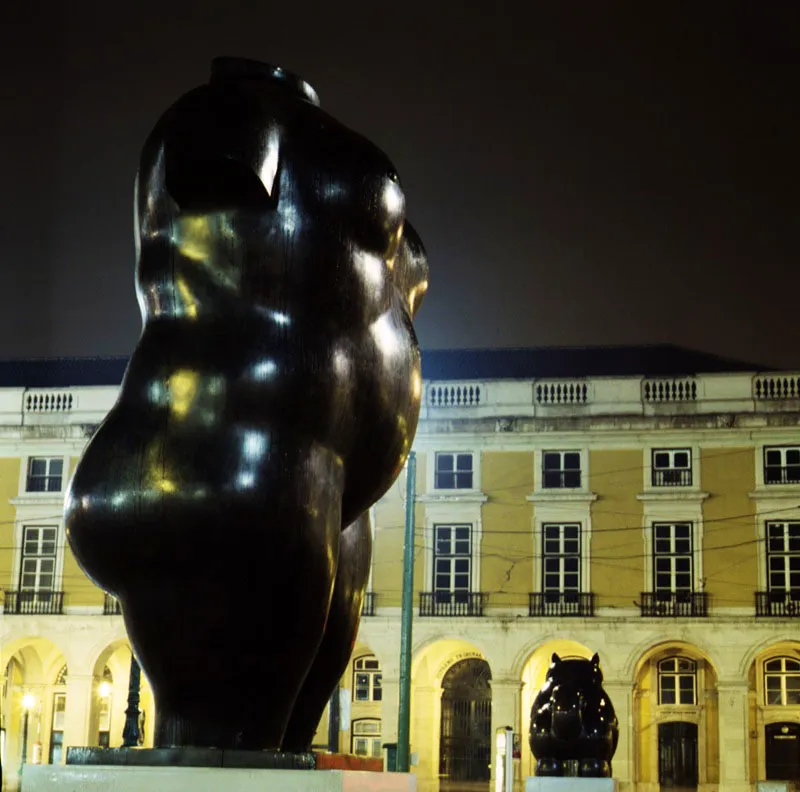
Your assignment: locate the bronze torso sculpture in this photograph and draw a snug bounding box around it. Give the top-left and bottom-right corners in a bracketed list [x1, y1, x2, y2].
[65, 57, 428, 752]
[529, 653, 619, 778]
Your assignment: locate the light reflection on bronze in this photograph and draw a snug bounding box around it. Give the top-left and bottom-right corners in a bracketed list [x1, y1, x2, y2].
[65, 56, 428, 752]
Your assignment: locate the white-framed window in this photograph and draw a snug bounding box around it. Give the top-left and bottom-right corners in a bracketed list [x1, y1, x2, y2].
[49, 692, 66, 765]
[353, 656, 382, 702]
[542, 523, 581, 597]
[542, 451, 581, 489]
[351, 718, 382, 758]
[434, 452, 474, 490]
[764, 657, 800, 706]
[25, 457, 64, 493]
[766, 522, 800, 596]
[764, 447, 800, 486]
[652, 449, 692, 487]
[658, 657, 697, 705]
[20, 526, 58, 592]
[433, 524, 472, 603]
[653, 523, 693, 595]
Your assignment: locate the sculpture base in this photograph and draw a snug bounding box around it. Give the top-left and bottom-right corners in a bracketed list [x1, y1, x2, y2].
[23, 765, 416, 792]
[66, 746, 315, 769]
[526, 778, 619, 792]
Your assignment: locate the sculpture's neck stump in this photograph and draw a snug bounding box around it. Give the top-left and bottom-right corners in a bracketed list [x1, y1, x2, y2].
[210, 57, 320, 107]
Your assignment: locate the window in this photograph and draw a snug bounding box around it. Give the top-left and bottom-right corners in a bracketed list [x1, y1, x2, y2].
[542, 523, 581, 598]
[97, 667, 113, 748]
[653, 523, 693, 596]
[433, 524, 472, 603]
[435, 453, 473, 490]
[351, 718, 382, 758]
[764, 447, 800, 485]
[767, 522, 800, 598]
[20, 526, 58, 593]
[353, 656, 382, 702]
[49, 693, 66, 764]
[652, 449, 692, 487]
[25, 457, 64, 493]
[658, 657, 697, 705]
[765, 657, 800, 706]
[542, 451, 581, 489]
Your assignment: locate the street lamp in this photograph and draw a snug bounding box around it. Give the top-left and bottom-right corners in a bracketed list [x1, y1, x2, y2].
[20, 693, 35, 769]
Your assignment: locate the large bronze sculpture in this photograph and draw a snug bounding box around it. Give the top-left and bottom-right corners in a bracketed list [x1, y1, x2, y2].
[65, 57, 428, 753]
[529, 653, 619, 778]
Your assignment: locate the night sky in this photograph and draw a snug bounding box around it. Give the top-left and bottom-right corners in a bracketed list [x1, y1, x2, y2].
[2, 2, 798, 368]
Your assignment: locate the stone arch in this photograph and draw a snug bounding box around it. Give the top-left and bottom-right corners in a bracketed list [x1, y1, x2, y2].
[407, 637, 491, 784]
[623, 634, 722, 682]
[739, 636, 800, 680]
[632, 640, 720, 790]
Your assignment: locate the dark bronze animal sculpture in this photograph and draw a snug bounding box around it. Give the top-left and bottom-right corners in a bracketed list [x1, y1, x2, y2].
[65, 57, 428, 752]
[529, 653, 619, 778]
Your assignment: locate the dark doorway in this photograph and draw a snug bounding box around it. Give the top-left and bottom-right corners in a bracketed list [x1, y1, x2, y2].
[439, 658, 492, 782]
[658, 721, 699, 789]
[766, 722, 800, 780]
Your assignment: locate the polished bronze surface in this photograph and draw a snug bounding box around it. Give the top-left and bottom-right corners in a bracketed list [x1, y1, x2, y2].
[529, 653, 619, 778]
[65, 57, 428, 751]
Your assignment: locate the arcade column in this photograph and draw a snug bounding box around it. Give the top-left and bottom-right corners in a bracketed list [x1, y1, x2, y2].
[381, 674, 400, 746]
[62, 674, 94, 755]
[411, 684, 442, 780]
[603, 681, 634, 787]
[490, 677, 523, 784]
[717, 680, 750, 792]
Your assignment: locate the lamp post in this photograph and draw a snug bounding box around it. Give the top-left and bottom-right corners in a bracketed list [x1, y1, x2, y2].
[121, 655, 141, 748]
[20, 693, 35, 772]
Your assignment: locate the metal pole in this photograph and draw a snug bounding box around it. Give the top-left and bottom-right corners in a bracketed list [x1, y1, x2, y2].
[121, 655, 141, 747]
[20, 710, 29, 769]
[327, 685, 340, 754]
[396, 451, 416, 772]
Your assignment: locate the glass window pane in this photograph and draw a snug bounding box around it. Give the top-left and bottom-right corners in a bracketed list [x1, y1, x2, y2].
[437, 455, 454, 472]
[564, 453, 580, 469]
[436, 472, 455, 489]
[674, 451, 690, 468]
[456, 454, 472, 471]
[661, 689, 676, 705]
[543, 453, 561, 471]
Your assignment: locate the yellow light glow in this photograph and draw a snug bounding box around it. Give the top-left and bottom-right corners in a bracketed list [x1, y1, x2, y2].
[22, 693, 36, 710]
[168, 370, 199, 418]
[176, 216, 213, 262]
[98, 682, 112, 699]
[175, 277, 198, 319]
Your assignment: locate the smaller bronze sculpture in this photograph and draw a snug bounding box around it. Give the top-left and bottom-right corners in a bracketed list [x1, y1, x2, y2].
[529, 653, 619, 778]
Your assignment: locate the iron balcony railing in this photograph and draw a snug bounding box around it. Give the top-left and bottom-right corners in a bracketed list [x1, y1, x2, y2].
[4, 590, 64, 615]
[652, 468, 692, 487]
[529, 592, 595, 617]
[361, 591, 375, 617]
[639, 591, 708, 618]
[765, 466, 800, 485]
[104, 593, 123, 615]
[756, 591, 800, 617]
[419, 591, 487, 617]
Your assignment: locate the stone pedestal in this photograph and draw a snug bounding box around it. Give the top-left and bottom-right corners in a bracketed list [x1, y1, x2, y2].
[23, 765, 417, 792]
[526, 778, 619, 792]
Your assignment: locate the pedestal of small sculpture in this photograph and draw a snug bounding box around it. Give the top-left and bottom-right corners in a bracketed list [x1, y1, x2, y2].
[23, 766, 417, 792]
[526, 778, 619, 792]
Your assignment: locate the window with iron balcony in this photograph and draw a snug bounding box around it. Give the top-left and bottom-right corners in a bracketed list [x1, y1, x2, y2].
[756, 521, 800, 617]
[651, 449, 692, 487]
[542, 451, 581, 489]
[764, 446, 800, 485]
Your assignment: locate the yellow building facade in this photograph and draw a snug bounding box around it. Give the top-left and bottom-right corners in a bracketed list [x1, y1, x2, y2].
[1, 348, 799, 792]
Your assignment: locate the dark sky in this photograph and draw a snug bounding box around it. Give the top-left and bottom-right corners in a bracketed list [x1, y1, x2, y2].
[1, 2, 798, 368]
